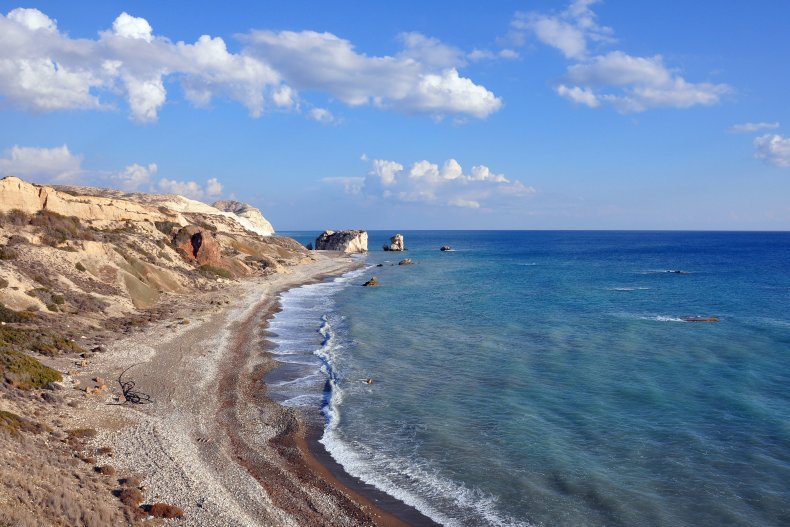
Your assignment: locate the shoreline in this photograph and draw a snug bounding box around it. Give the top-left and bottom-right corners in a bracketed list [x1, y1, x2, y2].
[86, 252, 437, 526]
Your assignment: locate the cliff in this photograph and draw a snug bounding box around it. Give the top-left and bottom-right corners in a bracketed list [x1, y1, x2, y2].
[0, 176, 308, 315]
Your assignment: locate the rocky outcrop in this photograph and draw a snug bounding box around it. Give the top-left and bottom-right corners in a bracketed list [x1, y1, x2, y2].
[314, 230, 368, 253]
[440, 245, 452, 252]
[398, 259, 413, 266]
[362, 277, 380, 287]
[212, 200, 275, 236]
[173, 226, 223, 267]
[383, 234, 405, 252]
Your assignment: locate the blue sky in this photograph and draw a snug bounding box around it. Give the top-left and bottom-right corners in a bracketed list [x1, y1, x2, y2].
[0, 1, 788, 230]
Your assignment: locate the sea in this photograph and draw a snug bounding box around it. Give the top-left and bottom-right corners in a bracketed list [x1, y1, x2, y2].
[265, 231, 790, 527]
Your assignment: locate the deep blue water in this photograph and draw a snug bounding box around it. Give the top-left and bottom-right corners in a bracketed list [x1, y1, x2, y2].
[269, 231, 790, 526]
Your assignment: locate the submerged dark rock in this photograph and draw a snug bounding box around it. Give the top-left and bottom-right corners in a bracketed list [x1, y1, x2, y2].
[362, 277, 380, 287]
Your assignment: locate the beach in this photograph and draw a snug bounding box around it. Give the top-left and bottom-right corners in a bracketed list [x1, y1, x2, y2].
[67, 251, 413, 526]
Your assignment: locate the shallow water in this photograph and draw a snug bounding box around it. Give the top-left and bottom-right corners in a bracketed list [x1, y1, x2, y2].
[269, 231, 790, 526]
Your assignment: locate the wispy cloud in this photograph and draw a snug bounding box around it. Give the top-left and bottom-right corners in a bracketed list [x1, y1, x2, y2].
[510, 0, 729, 112]
[729, 122, 780, 133]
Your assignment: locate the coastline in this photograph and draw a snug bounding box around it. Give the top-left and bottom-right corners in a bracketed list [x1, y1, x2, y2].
[80, 251, 434, 526]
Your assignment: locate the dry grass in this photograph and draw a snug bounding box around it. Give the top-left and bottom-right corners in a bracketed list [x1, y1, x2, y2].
[118, 487, 144, 507]
[147, 503, 184, 519]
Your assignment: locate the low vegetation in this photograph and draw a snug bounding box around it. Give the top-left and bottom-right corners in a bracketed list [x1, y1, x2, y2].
[0, 348, 62, 389]
[0, 304, 35, 323]
[199, 264, 232, 279]
[147, 503, 184, 519]
[0, 326, 85, 356]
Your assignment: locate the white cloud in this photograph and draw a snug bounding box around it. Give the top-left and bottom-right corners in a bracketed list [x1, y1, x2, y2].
[0, 145, 82, 182]
[308, 107, 335, 124]
[0, 9, 501, 122]
[112, 12, 153, 42]
[513, 2, 729, 112]
[0, 9, 286, 121]
[556, 84, 600, 107]
[369, 159, 404, 186]
[114, 162, 157, 190]
[7, 7, 56, 32]
[513, 0, 613, 59]
[729, 122, 780, 133]
[559, 51, 729, 112]
[398, 32, 465, 68]
[754, 134, 790, 168]
[242, 30, 502, 118]
[353, 157, 533, 209]
[157, 177, 224, 200]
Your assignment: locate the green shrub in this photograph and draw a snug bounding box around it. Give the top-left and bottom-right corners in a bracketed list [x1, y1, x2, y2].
[51, 294, 65, 305]
[0, 348, 62, 389]
[0, 304, 35, 323]
[75, 262, 87, 272]
[29, 210, 95, 246]
[0, 327, 85, 356]
[199, 265, 232, 279]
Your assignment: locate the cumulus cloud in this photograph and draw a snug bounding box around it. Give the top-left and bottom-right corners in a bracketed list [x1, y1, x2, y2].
[114, 162, 157, 190]
[158, 177, 224, 200]
[329, 157, 535, 209]
[0, 144, 83, 182]
[729, 122, 780, 133]
[242, 30, 502, 118]
[754, 134, 790, 168]
[0, 9, 501, 121]
[513, 1, 729, 112]
[0, 9, 285, 122]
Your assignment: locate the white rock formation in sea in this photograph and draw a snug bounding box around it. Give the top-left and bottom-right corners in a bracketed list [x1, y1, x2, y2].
[383, 233, 405, 251]
[212, 200, 275, 236]
[314, 230, 368, 253]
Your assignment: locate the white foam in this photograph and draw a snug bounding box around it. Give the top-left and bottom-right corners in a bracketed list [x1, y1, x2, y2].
[320, 428, 531, 527]
[607, 287, 650, 291]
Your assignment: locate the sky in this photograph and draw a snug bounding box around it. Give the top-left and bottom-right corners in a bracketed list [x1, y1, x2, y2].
[0, 0, 788, 230]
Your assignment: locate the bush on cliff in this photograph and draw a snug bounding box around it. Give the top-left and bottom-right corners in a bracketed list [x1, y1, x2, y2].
[0, 348, 62, 389]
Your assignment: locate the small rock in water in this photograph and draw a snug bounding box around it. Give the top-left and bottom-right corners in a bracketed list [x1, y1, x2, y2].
[398, 259, 413, 266]
[362, 277, 380, 287]
[440, 245, 452, 251]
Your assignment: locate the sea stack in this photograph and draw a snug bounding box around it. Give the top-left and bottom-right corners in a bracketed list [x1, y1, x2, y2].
[314, 230, 368, 253]
[383, 233, 405, 251]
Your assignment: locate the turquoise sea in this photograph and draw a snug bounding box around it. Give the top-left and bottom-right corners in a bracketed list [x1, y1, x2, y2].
[267, 231, 790, 526]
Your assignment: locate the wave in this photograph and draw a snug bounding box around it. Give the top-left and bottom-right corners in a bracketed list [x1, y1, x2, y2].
[321, 425, 530, 527]
[636, 269, 693, 275]
[517, 263, 537, 266]
[607, 287, 650, 291]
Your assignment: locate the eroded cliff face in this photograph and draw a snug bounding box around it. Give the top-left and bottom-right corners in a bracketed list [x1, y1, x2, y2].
[212, 200, 274, 236]
[314, 230, 368, 253]
[0, 176, 308, 317]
